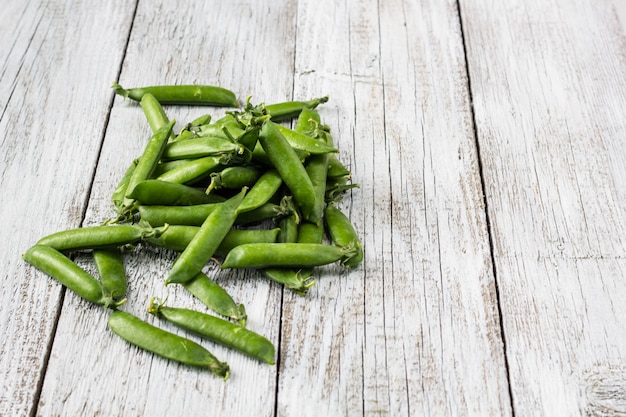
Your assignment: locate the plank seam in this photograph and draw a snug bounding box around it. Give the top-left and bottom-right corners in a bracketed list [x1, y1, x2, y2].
[454, 1, 517, 415]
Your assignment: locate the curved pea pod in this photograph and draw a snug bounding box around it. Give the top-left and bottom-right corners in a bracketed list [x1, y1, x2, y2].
[251, 141, 309, 166]
[161, 137, 246, 161]
[107, 310, 229, 379]
[93, 248, 127, 301]
[112, 82, 239, 107]
[148, 300, 274, 364]
[138, 203, 220, 227]
[237, 169, 283, 213]
[128, 179, 224, 206]
[36, 222, 169, 252]
[165, 188, 247, 285]
[324, 203, 363, 268]
[259, 121, 319, 225]
[293, 108, 322, 136]
[222, 243, 355, 269]
[146, 225, 280, 255]
[206, 166, 261, 194]
[265, 96, 329, 121]
[261, 268, 315, 296]
[121, 120, 176, 215]
[181, 272, 247, 325]
[23, 245, 113, 307]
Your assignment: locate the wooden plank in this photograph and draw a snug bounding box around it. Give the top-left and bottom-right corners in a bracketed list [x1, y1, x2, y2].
[277, 0, 512, 415]
[459, 0, 626, 414]
[0, 1, 136, 416]
[35, 1, 297, 416]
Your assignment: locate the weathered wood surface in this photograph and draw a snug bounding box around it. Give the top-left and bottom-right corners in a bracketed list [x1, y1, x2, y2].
[460, 0, 626, 415]
[1, 0, 625, 416]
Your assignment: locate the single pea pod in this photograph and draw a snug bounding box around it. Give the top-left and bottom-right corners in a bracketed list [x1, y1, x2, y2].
[140, 93, 171, 134]
[265, 96, 328, 121]
[112, 82, 239, 107]
[121, 120, 176, 214]
[93, 248, 127, 301]
[148, 300, 274, 364]
[36, 222, 169, 252]
[258, 121, 319, 225]
[206, 166, 261, 194]
[237, 169, 282, 213]
[138, 203, 220, 227]
[161, 137, 246, 161]
[128, 179, 224, 206]
[181, 272, 246, 325]
[261, 268, 315, 296]
[23, 245, 112, 306]
[274, 124, 338, 155]
[156, 155, 224, 185]
[165, 188, 247, 285]
[324, 203, 363, 268]
[146, 225, 280, 255]
[221, 243, 354, 269]
[107, 310, 229, 379]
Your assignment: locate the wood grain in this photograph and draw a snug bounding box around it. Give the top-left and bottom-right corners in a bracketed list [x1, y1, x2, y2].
[35, 1, 296, 416]
[0, 1, 135, 416]
[460, 0, 626, 414]
[277, 0, 511, 415]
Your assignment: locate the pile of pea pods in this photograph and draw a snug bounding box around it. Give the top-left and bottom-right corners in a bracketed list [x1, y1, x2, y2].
[22, 83, 362, 379]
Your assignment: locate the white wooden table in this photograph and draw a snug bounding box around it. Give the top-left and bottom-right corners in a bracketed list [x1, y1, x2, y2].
[2, 0, 626, 416]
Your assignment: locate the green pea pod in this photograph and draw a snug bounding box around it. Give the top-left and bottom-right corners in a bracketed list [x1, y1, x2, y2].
[23, 245, 111, 306]
[121, 120, 176, 215]
[206, 166, 261, 194]
[274, 124, 338, 155]
[128, 179, 224, 206]
[148, 300, 274, 364]
[166, 188, 247, 285]
[181, 272, 247, 326]
[222, 243, 354, 269]
[237, 169, 283, 213]
[146, 225, 280, 255]
[36, 223, 168, 252]
[278, 196, 299, 243]
[326, 155, 351, 178]
[112, 82, 239, 107]
[93, 248, 127, 301]
[324, 203, 363, 268]
[265, 96, 328, 121]
[108, 310, 230, 379]
[259, 121, 319, 225]
[140, 93, 171, 134]
[261, 268, 315, 296]
[156, 155, 224, 185]
[138, 203, 220, 227]
[293, 108, 321, 136]
[112, 159, 138, 213]
[161, 137, 246, 161]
